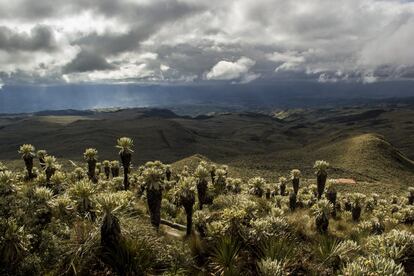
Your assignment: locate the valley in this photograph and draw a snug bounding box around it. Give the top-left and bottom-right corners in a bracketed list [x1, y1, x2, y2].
[1, 104, 413, 189]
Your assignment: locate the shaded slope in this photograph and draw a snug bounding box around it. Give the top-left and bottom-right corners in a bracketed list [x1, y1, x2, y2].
[0, 109, 293, 164]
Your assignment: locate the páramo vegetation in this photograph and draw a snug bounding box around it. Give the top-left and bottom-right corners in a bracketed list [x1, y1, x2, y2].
[1, 139, 414, 275]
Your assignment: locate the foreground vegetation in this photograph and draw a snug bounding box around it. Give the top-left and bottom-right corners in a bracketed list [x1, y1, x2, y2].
[1, 139, 414, 275]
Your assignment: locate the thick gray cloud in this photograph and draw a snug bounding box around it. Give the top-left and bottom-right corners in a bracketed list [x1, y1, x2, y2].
[72, 0, 202, 55]
[62, 50, 116, 73]
[0, 0, 413, 85]
[74, 29, 153, 56]
[0, 25, 56, 52]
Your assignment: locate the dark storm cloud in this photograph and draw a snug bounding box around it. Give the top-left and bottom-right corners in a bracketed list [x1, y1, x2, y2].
[72, 0, 203, 56]
[0, 1, 57, 20]
[0, 25, 57, 52]
[74, 28, 154, 56]
[0, 0, 203, 26]
[62, 50, 116, 73]
[92, 0, 202, 22]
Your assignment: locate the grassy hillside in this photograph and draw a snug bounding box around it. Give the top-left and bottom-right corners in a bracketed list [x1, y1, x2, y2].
[316, 134, 414, 180]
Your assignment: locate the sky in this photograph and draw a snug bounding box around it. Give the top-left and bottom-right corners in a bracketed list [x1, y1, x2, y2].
[0, 0, 414, 88]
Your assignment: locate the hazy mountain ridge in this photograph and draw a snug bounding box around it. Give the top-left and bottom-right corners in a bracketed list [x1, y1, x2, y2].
[2, 82, 414, 114]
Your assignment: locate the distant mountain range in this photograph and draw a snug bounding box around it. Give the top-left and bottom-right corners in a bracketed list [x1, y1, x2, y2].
[1, 81, 414, 114]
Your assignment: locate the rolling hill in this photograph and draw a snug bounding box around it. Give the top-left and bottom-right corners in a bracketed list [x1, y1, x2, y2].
[315, 133, 414, 180]
[1, 105, 413, 191]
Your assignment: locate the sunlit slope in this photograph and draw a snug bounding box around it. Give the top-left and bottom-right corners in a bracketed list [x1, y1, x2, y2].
[315, 133, 414, 182]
